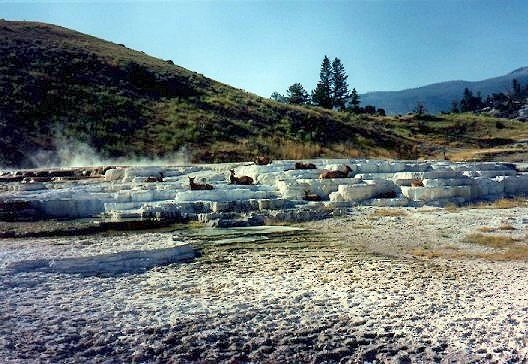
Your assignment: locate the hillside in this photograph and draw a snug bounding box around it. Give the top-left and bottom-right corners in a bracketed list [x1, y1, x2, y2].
[361, 67, 528, 114]
[1, 21, 527, 167]
[0, 20, 422, 167]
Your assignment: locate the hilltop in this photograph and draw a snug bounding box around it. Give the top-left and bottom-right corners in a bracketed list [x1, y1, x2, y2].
[1, 21, 527, 167]
[362, 67, 528, 114]
[0, 20, 417, 167]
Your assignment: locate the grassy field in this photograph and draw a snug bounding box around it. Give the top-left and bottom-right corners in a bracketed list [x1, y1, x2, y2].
[1, 20, 527, 167]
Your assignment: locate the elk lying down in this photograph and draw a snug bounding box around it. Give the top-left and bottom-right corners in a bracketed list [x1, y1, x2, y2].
[303, 190, 321, 201]
[254, 156, 272, 165]
[319, 165, 352, 179]
[295, 162, 316, 169]
[189, 176, 214, 190]
[411, 179, 424, 187]
[144, 175, 164, 183]
[229, 169, 254, 185]
[143, 172, 164, 183]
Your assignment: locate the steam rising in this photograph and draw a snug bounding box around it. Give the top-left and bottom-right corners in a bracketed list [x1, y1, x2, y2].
[27, 140, 191, 168]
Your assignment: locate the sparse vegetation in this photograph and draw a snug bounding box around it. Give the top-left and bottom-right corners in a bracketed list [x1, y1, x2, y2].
[412, 234, 528, 261]
[483, 246, 528, 261]
[477, 226, 496, 233]
[444, 198, 528, 212]
[411, 246, 465, 259]
[444, 203, 460, 213]
[368, 209, 408, 219]
[463, 233, 519, 248]
[412, 220, 528, 261]
[473, 198, 528, 209]
[465, 231, 528, 260]
[350, 224, 374, 230]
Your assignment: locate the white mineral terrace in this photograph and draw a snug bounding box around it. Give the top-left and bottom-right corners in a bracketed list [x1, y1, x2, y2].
[1, 159, 527, 226]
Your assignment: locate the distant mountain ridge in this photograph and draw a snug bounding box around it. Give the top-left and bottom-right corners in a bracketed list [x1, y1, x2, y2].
[361, 67, 528, 114]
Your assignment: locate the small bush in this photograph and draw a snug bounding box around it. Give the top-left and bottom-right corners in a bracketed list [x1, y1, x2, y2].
[478, 198, 528, 209]
[368, 209, 408, 218]
[484, 246, 528, 260]
[464, 233, 518, 248]
[477, 226, 496, 233]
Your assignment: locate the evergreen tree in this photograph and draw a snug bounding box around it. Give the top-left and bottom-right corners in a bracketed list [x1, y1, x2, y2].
[331, 57, 349, 110]
[348, 88, 361, 112]
[364, 105, 376, 114]
[270, 91, 287, 103]
[286, 83, 310, 105]
[311, 56, 333, 109]
[461, 87, 472, 106]
[485, 95, 493, 107]
[460, 88, 483, 112]
[512, 79, 521, 97]
[414, 102, 426, 115]
[450, 101, 459, 113]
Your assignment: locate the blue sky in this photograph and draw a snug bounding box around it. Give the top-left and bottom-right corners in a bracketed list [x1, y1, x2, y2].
[2, 0, 528, 97]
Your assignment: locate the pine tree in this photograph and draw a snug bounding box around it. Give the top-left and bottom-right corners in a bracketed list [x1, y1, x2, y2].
[349, 88, 360, 112]
[460, 88, 483, 112]
[513, 79, 521, 97]
[286, 83, 310, 104]
[270, 91, 287, 103]
[414, 102, 426, 115]
[460, 88, 473, 112]
[311, 56, 333, 109]
[450, 100, 459, 113]
[331, 57, 349, 110]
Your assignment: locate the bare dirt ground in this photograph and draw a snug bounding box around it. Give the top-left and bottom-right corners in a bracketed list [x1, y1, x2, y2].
[1, 206, 528, 363]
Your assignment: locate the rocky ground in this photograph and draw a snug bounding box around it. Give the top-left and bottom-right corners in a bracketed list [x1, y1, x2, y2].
[1, 206, 528, 363]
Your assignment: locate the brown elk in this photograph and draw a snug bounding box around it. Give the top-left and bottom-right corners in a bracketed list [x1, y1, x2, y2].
[144, 172, 164, 183]
[303, 190, 322, 201]
[254, 156, 272, 165]
[188, 176, 213, 190]
[229, 169, 254, 185]
[319, 165, 352, 179]
[144, 175, 164, 183]
[295, 162, 316, 169]
[411, 179, 424, 187]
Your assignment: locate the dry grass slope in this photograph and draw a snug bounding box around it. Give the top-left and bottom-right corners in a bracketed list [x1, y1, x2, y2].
[2, 21, 528, 167]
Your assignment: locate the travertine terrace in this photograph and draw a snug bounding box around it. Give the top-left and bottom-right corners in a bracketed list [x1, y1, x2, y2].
[1, 159, 527, 226]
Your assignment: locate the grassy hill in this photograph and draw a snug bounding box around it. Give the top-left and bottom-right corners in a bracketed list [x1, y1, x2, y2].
[1, 20, 527, 167]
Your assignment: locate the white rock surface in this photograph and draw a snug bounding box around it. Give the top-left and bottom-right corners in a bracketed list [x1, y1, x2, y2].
[104, 168, 125, 182]
[0, 159, 526, 221]
[2, 208, 528, 362]
[8, 244, 197, 276]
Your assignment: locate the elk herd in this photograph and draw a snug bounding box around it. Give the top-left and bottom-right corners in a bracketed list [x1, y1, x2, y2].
[186, 158, 364, 201]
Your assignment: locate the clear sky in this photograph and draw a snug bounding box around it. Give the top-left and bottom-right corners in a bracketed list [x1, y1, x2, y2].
[2, 0, 528, 97]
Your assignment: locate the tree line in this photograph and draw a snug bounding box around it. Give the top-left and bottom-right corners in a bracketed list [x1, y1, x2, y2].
[271, 55, 385, 115]
[451, 78, 528, 113]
